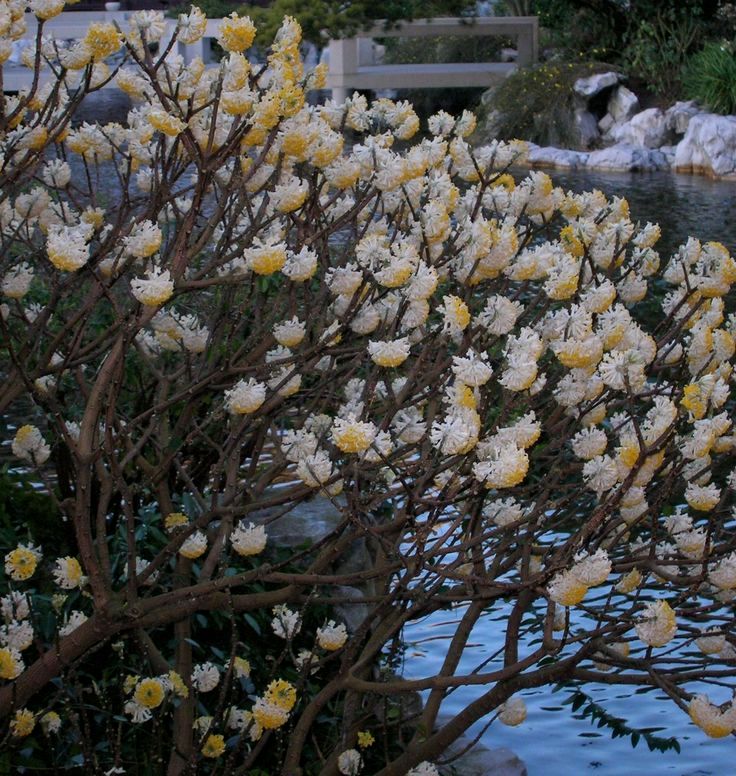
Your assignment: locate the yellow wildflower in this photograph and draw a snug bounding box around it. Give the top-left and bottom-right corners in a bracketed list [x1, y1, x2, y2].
[264, 679, 297, 712]
[134, 678, 165, 709]
[357, 730, 375, 748]
[202, 733, 226, 758]
[10, 709, 35, 738]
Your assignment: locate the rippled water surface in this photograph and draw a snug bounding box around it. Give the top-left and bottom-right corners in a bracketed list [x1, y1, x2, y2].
[404, 604, 729, 776]
[406, 169, 736, 776]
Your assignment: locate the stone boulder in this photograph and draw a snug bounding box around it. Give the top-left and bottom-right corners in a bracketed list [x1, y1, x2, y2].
[659, 145, 678, 167]
[527, 144, 589, 169]
[573, 71, 622, 99]
[256, 495, 344, 548]
[73, 90, 133, 126]
[574, 109, 600, 149]
[674, 113, 736, 177]
[598, 113, 616, 134]
[665, 100, 702, 136]
[586, 144, 669, 171]
[333, 585, 370, 634]
[610, 108, 670, 148]
[441, 746, 527, 776]
[607, 85, 640, 123]
[434, 714, 527, 776]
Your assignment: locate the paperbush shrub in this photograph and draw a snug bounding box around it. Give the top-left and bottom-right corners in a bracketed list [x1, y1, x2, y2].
[1, 5, 736, 775]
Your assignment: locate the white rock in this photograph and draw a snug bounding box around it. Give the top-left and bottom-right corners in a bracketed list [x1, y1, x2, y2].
[333, 586, 369, 633]
[598, 113, 615, 134]
[440, 746, 527, 776]
[674, 113, 736, 177]
[528, 145, 589, 169]
[573, 71, 621, 99]
[660, 145, 678, 165]
[435, 714, 527, 776]
[607, 85, 640, 123]
[665, 100, 702, 135]
[611, 108, 670, 148]
[586, 144, 669, 171]
[575, 109, 600, 149]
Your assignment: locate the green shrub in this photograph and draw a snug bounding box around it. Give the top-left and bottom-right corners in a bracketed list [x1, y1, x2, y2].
[683, 40, 736, 114]
[622, 8, 703, 100]
[473, 60, 614, 147]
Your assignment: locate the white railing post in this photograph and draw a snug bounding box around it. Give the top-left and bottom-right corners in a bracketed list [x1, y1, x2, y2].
[159, 20, 179, 65]
[357, 37, 375, 67]
[181, 37, 208, 65]
[516, 16, 538, 67]
[328, 36, 359, 103]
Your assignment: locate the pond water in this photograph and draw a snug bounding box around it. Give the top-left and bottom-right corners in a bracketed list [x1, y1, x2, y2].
[403, 602, 728, 776]
[403, 168, 736, 776]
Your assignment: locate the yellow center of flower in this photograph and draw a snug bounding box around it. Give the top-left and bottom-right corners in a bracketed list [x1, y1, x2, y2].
[689, 699, 734, 738]
[444, 296, 470, 330]
[265, 679, 297, 711]
[333, 425, 372, 453]
[455, 384, 477, 410]
[165, 512, 189, 531]
[15, 425, 35, 445]
[275, 187, 308, 214]
[234, 657, 251, 678]
[547, 274, 579, 300]
[65, 558, 84, 586]
[560, 225, 585, 258]
[0, 648, 21, 680]
[202, 733, 226, 758]
[134, 679, 165, 709]
[11, 710, 35, 738]
[371, 350, 408, 368]
[681, 384, 707, 420]
[617, 442, 640, 470]
[616, 568, 642, 594]
[555, 579, 589, 607]
[357, 730, 375, 748]
[251, 247, 287, 275]
[686, 490, 719, 512]
[6, 548, 38, 580]
[168, 670, 189, 698]
[253, 701, 289, 729]
[149, 111, 186, 138]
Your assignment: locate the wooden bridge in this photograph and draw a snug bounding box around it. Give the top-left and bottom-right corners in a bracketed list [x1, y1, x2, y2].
[2, 12, 538, 99]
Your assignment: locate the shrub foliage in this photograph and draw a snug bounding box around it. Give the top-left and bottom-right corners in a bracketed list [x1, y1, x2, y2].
[683, 40, 736, 115]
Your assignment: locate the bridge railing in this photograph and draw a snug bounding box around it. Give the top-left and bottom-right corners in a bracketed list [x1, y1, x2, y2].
[2, 11, 220, 92]
[3, 12, 538, 100]
[325, 16, 539, 103]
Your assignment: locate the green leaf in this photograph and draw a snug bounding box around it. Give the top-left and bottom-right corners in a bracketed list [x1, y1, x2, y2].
[244, 613, 262, 636]
[571, 692, 586, 711]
